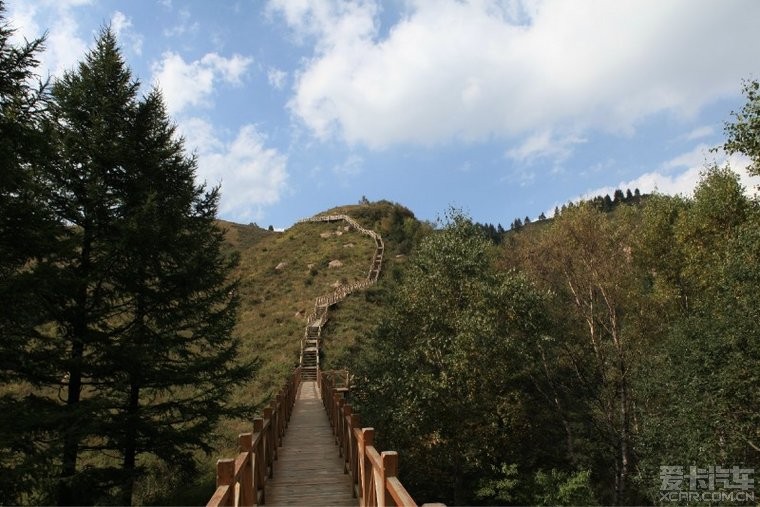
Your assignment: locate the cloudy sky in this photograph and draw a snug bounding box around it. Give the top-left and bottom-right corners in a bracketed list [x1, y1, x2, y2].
[7, 0, 760, 228]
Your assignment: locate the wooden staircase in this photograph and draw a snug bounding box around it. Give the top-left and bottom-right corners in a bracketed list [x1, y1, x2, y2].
[297, 214, 384, 380]
[301, 323, 321, 381]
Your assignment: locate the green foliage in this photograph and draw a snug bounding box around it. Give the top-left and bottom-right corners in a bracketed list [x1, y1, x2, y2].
[724, 79, 760, 177]
[352, 208, 552, 505]
[533, 469, 597, 506]
[0, 5, 63, 504]
[1, 25, 255, 505]
[633, 166, 760, 501]
[475, 463, 519, 504]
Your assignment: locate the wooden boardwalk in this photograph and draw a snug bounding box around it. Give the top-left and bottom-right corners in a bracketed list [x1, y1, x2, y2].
[265, 380, 355, 506]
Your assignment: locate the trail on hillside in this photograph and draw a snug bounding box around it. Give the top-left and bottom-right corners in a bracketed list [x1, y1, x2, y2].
[296, 215, 384, 379]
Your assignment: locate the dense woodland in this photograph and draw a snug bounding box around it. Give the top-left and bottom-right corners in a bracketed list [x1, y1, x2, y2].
[2, 6, 760, 506]
[1, 11, 253, 505]
[349, 132, 760, 503]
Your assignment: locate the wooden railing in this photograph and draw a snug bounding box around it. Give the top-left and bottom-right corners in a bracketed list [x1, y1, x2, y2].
[206, 368, 301, 507]
[320, 370, 419, 507]
[298, 214, 384, 380]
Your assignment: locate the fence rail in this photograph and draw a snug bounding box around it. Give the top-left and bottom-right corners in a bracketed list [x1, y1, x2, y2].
[320, 371, 419, 507]
[206, 368, 301, 507]
[298, 214, 384, 381]
[205, 216, 429, 506]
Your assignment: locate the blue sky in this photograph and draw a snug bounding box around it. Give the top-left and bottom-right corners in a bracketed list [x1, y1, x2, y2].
[8, 0, 760, 228]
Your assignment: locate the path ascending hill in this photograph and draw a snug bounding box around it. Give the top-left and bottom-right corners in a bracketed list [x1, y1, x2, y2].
[297, 214, 384, 380]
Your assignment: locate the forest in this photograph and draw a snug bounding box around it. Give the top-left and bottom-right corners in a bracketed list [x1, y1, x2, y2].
[2, 4, 759, 506]
[1, 11, 253, 505]
[348, 130, 760, 504]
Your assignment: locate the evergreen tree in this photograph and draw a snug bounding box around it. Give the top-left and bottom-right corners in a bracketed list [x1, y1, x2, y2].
[0, 5, 61, 503]
[603, 194, 613, 211]
[625, 188, 633, 201]
[39, 30, 254, 504]
[512, 217, 523, 230]
[46, 28, 140, 504]
[106, 90, 254, 504]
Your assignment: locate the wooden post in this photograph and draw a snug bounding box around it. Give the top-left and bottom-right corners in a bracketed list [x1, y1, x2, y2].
[238, 433, 254, 507]
[342, 404, 352, 464]
[382, 452, 399, 507]
[275, 394, 283, 445]
[263, 407, 274, 477]
[253, 418, 264, 503]
[269, 399, 279, 459]
[216, 458, 235, 506]
[336, 396, 346, 447]
[349, 413, 361, 494]
[360, 428, 374, 507]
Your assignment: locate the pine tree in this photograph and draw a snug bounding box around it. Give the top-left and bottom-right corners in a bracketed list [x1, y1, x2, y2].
[0, 5, 62, 503]
[43, 29, 254, 504]
[106, 90, 254, 504]
[512, 217, 523, 230]
[603, 194, 613, 211]
[46, 27, 140, 504]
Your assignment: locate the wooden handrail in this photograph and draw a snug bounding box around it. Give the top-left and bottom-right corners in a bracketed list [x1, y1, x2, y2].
[299, 214, 384, 382]
[320, 370, 418, 507]
[207, 367, 301, 507]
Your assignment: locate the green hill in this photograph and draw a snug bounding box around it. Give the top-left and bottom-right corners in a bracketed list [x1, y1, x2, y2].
[215, 201, 427, 433]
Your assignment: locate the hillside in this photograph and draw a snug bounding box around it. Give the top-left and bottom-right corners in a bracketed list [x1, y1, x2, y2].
[217, 201, 425, 426]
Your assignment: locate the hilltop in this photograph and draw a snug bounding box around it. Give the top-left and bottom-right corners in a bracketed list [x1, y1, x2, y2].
[218, 201, 427, 415]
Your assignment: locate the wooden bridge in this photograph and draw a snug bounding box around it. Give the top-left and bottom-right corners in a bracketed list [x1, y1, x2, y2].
[207, 214, 431, 506]
[207, 369, 423, 506]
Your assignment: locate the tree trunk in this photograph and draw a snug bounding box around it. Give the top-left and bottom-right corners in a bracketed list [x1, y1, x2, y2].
[453, 457, 464, 507]
[616, 359, 630, 505]
[57, 340, 83, 506]
[121, 381, 140, 506]
[57, 230, 91, 506]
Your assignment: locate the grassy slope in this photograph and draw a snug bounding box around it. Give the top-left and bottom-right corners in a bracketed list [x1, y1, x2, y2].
[169, 203, 421, 504]
[215, 210, 386, 430]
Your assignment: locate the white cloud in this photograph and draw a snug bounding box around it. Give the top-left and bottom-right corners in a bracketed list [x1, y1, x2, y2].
[332, 154, 363, 176]
[163, 9, 199, 37]
[7, 0, 91, 77]
[573, 148, 759, 208]
[507, 130, 586, 163]
[111, 11, 143, 55]
[179, 119, 289, 221]
[267, 67, 287, 90]
[660, 143, 714, 173]
[270, 0, 760, 149]
[682, 125, 715, 142]
[151, 51, 253, 115]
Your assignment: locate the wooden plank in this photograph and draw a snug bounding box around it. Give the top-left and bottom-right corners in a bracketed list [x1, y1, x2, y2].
[265, 381, 356, 507]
